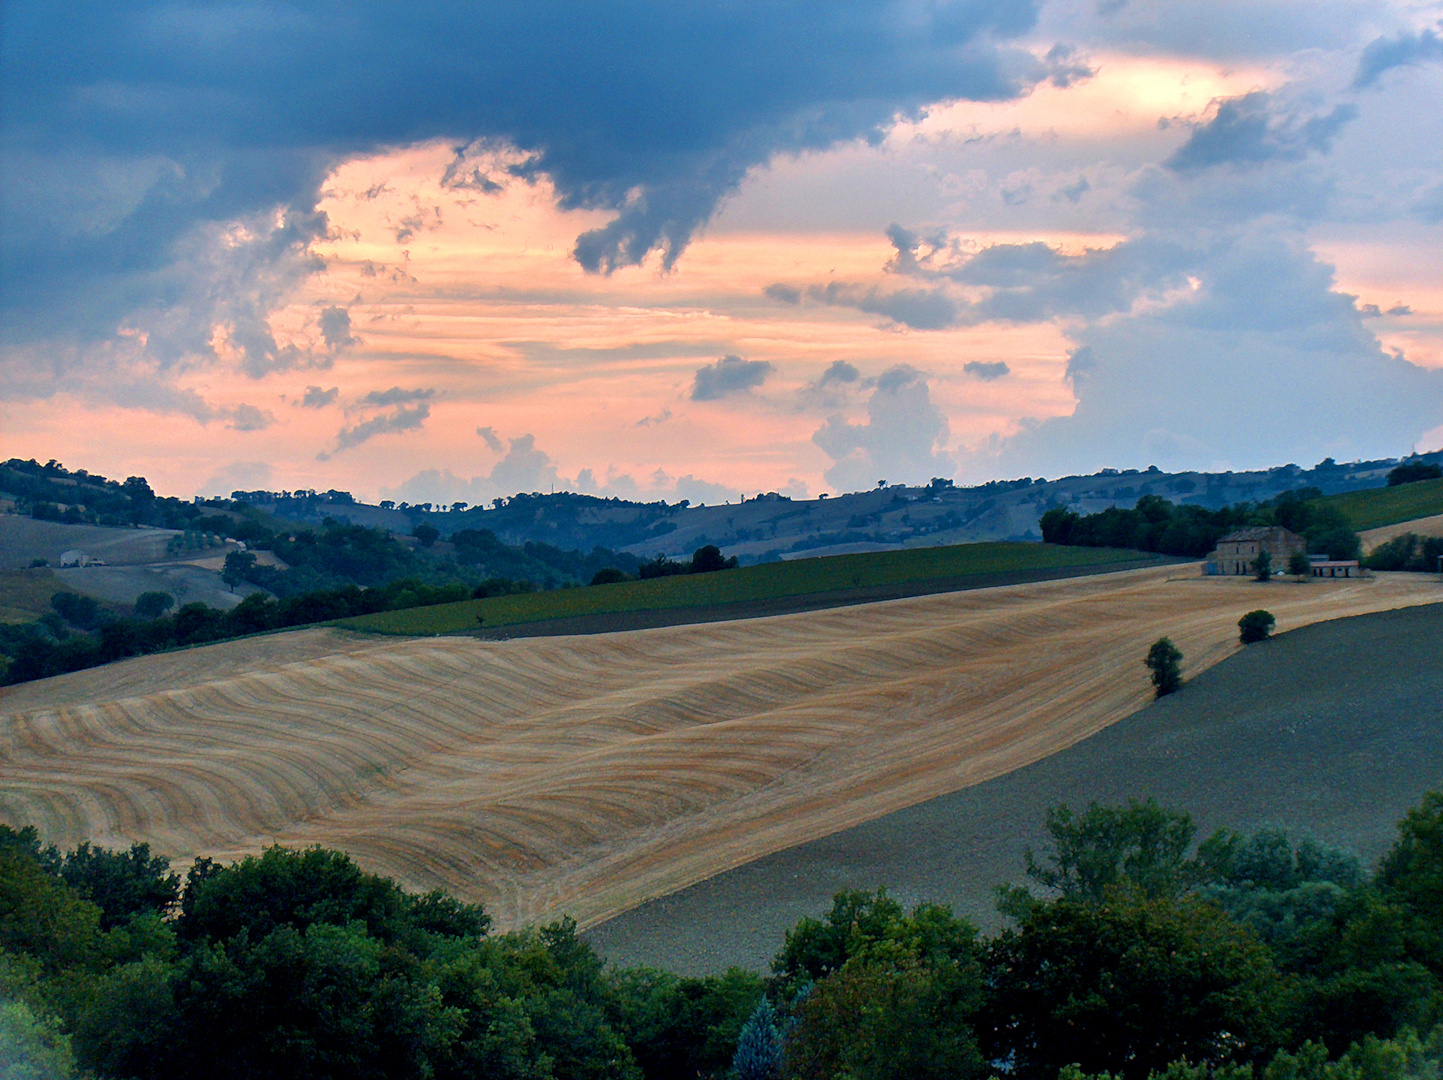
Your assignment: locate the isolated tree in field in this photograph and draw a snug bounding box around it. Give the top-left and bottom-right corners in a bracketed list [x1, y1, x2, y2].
[1252, 548, 1272, 581]
[410, 522, 439, 547]
[221, 550, 256, 590]
[1145, 637, 1183, 697]
[690, 544, 737, 573]
[1238, 609, 1276, 644]
[1288, 551, 1312, 580]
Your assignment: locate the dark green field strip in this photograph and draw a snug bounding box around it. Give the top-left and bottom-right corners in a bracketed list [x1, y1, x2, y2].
[334, 542, 1152, 636]
[1316, 477, 1443, 531]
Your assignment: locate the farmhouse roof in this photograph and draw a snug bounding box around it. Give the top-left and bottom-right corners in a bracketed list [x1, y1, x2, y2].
[1218, 526, 1300, 542]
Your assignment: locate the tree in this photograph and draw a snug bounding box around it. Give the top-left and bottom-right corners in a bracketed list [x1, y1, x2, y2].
[1388, 462, 1443, 486]
[133, 591, 175, 619]
[60, 842, 180, 930]
[777, 891, 985, 1080]
[1145, 637, 1183, 697]
[1288, 551, 1312, 580]
[985, 890, 1285, 1080]
[50, 591, 100, 630]
[220, 551, 256, 590]
[1253, 548, 1273, 581]
[1018, 799, 1200, 905]
[411, 523, 439, 548]
[732, 999, 783, 1080]
[690, 545, 736, 573]
[1239, 609, 1276, 644]
[589, 567, 629, 586]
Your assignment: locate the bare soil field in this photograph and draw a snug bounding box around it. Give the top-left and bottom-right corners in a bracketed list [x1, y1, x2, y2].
[0, 516, 179, 569]
[590, 601, 1443, 973]
[51, 562, 265, 611]
[0, 566, 1436, 934]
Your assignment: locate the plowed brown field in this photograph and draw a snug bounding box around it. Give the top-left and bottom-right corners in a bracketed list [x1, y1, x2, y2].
[1, 566, 1436, 930]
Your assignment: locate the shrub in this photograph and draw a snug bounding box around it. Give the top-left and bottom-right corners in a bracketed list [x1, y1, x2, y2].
[1145, 637, 1183, 697]
[590, 567, 630, 586]
[1239, 609, 1276, 644]
[1253, 549, 1272, 581]
[1289, 551, 1312, 579]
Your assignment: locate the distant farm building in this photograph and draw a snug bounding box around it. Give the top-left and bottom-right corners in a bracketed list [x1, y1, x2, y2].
[1205, 527, 1305, 576]
[58, 549, 91, 568]
[1309, 556, 1362, 578]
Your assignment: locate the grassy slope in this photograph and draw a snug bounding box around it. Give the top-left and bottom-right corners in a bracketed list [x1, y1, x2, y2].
[337, 541, 1147, 635]
[0, 568, 65, 623]
[1315, 478, 1443, 531]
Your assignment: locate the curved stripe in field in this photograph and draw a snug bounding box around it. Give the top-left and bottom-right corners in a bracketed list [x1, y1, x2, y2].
[1, 567, 1437, 929]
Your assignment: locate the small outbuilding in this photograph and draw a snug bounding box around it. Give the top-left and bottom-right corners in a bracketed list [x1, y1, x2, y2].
[58, 549, 91, 568]
[1310, 559, 1362, 578]
[1205, 526, 1305, 576]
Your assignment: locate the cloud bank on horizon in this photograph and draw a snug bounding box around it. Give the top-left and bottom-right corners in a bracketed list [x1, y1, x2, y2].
[1, 0, 1441, 501]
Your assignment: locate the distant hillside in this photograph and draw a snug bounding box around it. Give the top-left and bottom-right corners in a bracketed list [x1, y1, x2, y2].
[1314, 475, 1443, 531]
[236, 451, 1442, 564]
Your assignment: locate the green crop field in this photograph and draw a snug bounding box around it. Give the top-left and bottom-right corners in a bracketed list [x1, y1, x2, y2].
[1315, 478, 1443, 532]
[336, 541, 1151, 636]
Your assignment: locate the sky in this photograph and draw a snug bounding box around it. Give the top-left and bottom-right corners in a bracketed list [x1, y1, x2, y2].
[3, 1, 1442, 505]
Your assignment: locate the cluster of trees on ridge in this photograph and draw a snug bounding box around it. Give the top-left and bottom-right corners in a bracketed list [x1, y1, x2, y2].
[1039, 489, 1362, 561]
[5, 792, 1443, 1079]
[1040, 462, 1443, 566]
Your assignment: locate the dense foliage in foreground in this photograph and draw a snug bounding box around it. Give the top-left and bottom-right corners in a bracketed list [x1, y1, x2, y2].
[5, 792, 1443, 1079]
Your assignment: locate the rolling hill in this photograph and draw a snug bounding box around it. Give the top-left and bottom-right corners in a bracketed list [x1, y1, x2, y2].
[1, 566, 1435, 932]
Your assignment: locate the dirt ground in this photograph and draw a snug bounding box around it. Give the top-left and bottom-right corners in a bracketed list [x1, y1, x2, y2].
[1, 566, 1436, 936]
[588, 601, 1443, 973]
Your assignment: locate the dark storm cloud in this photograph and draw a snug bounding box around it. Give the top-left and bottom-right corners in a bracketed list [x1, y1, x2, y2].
[691, 355, 774, 401]
[2, 0, 1046, 345]
[1165, 92, 1358, 173]
[1352, 26, 1443, 88]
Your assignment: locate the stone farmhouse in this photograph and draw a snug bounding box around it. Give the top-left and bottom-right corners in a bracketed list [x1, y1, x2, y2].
[1205, 526, 1306, 576]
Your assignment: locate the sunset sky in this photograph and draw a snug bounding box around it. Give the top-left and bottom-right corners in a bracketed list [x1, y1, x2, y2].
[3, 1, 1442, 504]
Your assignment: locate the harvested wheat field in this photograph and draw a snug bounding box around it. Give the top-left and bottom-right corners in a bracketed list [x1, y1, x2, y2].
[1360, 512, 1443, 552]
[1, 566, 1437, 930]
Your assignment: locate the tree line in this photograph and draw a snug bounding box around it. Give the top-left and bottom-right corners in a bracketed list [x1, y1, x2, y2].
[0, 533, 739, 688]
[1040, 489, 1361, 561]
[4, 791, 1443, 1079]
